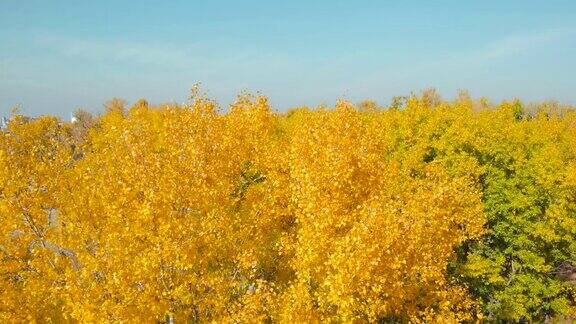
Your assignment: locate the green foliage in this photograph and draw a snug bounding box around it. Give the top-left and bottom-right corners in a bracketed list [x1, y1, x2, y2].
[449, 106, 576, 321]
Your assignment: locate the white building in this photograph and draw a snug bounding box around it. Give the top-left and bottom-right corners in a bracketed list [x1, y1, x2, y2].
[0, 117, 8, 130]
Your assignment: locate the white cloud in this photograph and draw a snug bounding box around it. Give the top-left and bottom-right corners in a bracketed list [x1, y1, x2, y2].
[339, 27, 576, 102]
[412, 27, 576, 73]
[33, 34, 203, 68]
[465, 27, 575, 64]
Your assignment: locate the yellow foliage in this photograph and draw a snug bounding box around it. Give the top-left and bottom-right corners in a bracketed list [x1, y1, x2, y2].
[4, 91, 573, 322]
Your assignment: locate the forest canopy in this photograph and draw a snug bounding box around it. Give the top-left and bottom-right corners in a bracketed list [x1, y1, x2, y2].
[1, 90, 576, 322]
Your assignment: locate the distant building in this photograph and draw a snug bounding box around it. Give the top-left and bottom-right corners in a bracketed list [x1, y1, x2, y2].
[0, 117, 8, 130]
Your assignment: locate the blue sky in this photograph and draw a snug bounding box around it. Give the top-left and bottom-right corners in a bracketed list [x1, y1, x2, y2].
[1, 0, 575, 116]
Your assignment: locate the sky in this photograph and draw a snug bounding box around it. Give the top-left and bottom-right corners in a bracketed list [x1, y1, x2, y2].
[1, 0, 575, 117]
